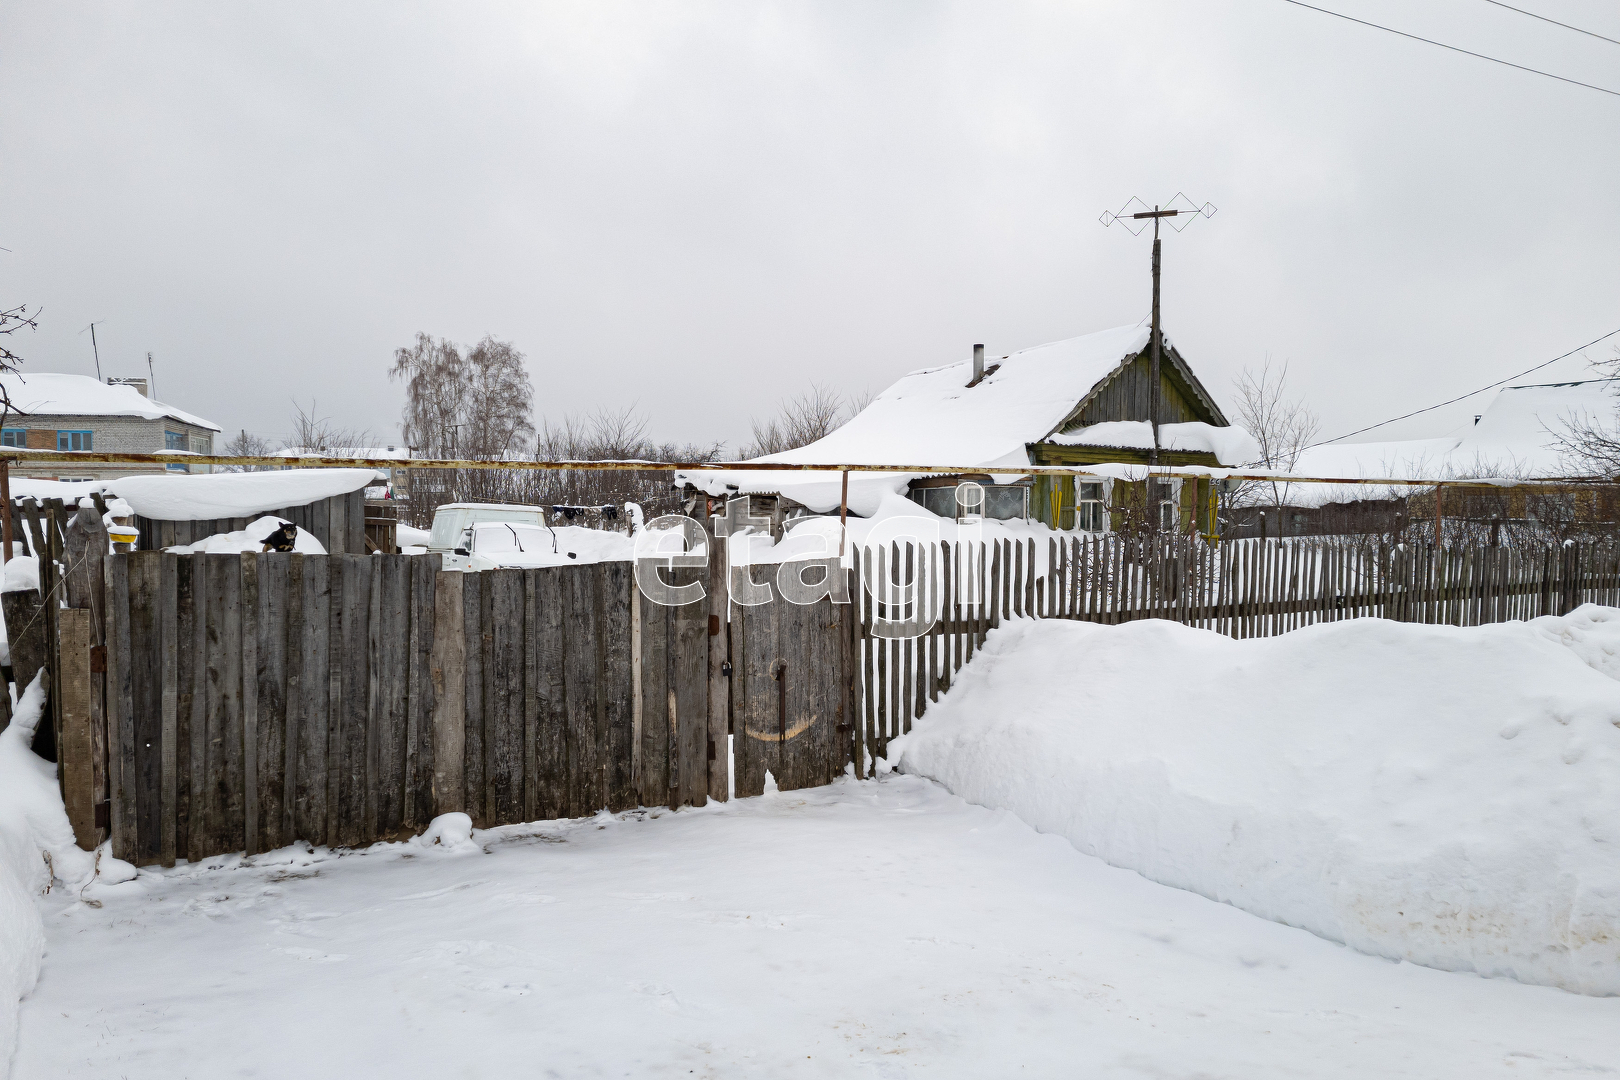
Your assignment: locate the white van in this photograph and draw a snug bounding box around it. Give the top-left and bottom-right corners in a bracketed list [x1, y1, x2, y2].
[428, 503, 561, 571]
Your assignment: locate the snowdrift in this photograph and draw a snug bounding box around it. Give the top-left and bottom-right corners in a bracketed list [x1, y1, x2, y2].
[0, 679, 96, 1079]
[894, 605, 1620, 996]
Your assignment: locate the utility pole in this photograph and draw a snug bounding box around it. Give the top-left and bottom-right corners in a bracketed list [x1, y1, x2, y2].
[80, 322, 104, 382]
[1101, 194, 1215, 532]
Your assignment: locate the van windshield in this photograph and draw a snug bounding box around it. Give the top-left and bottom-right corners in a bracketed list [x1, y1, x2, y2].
[429, 508, 546, 550]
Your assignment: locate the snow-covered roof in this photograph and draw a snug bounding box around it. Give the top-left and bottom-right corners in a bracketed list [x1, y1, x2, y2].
[1279, 380, 1611, 507]
[0, 373, 220, 431]
[105, 468, 381, 521]
[1046, 420, 1260, 466]
[679, 325, 1159, 514]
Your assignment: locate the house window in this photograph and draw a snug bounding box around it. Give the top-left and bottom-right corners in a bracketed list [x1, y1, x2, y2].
[912, 486, 957, 518]
[57, 430, 93, 451]
[1153, 480, 1179, 531]
[165, 430, 187, 451]
[983, 484, 1028, 521]
[1076, 482, 1106, 532]
[190, 434, 211, 455]
[1, 429, 25, 448]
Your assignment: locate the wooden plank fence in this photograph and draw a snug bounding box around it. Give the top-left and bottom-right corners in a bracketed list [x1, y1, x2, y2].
[854, 536, 1620, 766]
[99, 552, 721, 867]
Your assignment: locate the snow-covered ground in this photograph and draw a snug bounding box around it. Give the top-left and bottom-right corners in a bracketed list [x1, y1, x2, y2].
[14, 775, 1620, 1079]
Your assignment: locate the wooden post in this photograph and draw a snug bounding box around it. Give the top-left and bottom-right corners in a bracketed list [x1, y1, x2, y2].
[1434, 485, 1443, 550]
[58, 608, 97, 849]
[839, 469, 849, 559]
[0, 457, 11, 563]
[431, 570, 466, 816]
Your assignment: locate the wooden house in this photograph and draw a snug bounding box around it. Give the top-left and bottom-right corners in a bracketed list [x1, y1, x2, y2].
[677, 324, 1255, 536]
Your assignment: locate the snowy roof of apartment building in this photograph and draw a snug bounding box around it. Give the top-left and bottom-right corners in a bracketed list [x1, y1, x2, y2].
[1278, 379, 1612, 506]
[678, 324, 1190, 515]
[0, 373, 221, 431]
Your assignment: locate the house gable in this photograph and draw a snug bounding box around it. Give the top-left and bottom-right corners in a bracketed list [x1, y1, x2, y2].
[1054, 342, 1227, 434]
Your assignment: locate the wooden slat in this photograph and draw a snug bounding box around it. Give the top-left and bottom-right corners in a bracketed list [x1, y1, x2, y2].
[531, 569, 570, 816]
[256, 554, 290, 852]
[336, 555, 369, 847]
[376, 554, 408, 835]
[431, 570, 467, 817]
[282, 555, 303, 847]
[240, 553, 260, 855]
[159, 555, 179, 866]
[57, 608, 97, 850]
[462, 571, 486, 826]
[523, 568, 540, 822]
[487, 569, 525, 824]
[673, 564, 707, 808]
[601, 560, 637, 812]
[406, 555, 438, 829]
[294, 554, 330, 847]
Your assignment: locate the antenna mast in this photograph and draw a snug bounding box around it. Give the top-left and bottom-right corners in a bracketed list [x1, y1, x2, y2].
[1100, 194, 1216, 532]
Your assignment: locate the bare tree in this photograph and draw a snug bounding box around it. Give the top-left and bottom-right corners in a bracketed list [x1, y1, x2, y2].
[1548, 352, 1620, 478]
[219, 429, 279, 472]
[526, 406, 723, 523]
[1229, 358, 1320, 509]
[286, 399, 374, 453]
[741, 383, 861, 458]
[390, 333, 537, 515]
[390, 333, 534, 457]
[0, 303, 39, 424]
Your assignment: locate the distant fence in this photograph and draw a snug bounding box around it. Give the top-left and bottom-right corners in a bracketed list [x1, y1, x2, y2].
[854, 536, 1620, 761]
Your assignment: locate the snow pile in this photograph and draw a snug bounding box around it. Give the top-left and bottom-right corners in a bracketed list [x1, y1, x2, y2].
[0, 677, 96, 1079]
[106, 469, 379, 521]
[413, 813, 479, 854]
[395, 523, 431, 552]
[0, 559, 38, 596]
[164, 516, 325, 555]
[895, 608, 1620, 996]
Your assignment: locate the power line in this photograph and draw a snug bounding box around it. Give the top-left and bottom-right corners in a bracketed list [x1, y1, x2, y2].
[1314, 326, 1620, 447]
[1275, 0, 1620, 98]
[1480, 0, 1620, 48]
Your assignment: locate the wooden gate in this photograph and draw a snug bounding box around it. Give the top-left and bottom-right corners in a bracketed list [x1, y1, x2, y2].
[729, 574, 860, 797]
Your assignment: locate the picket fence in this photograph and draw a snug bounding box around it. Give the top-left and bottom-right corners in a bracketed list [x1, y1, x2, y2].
[853, 535, 1620, 761]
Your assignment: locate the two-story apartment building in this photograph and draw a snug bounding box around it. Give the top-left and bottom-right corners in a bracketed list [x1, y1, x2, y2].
[0, 373, 221, 481]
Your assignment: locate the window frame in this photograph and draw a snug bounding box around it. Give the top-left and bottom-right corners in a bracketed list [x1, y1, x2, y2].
[56, 429, 93, 452]
[1076, 481, 1107, 533]
[0, 429, 26, 449]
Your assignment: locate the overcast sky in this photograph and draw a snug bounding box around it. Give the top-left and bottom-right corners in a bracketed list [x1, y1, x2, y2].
[2, 1, 1616, 456]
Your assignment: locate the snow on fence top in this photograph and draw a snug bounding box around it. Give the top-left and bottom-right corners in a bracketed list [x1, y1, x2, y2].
[0, 373, 220, 431]
[677, 325, 1157, 515]
[106, 468, 381, 521]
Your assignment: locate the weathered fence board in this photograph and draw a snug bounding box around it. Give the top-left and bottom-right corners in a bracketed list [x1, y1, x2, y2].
[98, 550, 719, 866]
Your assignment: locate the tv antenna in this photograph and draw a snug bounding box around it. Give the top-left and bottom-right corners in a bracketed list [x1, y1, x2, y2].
[1100, 194, 1216, 477]
[79, 321, 105, 382]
